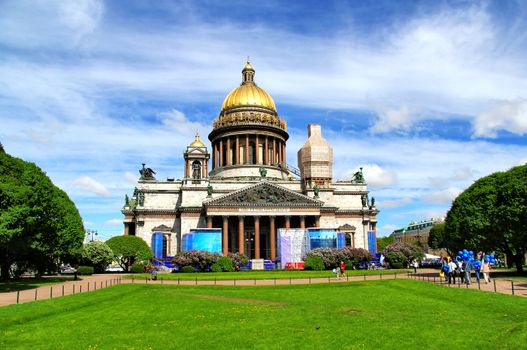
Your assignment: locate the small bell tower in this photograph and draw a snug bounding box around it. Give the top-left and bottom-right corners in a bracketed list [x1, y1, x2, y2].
[184, 133, 210, 183]
[297, 124, 333, 189]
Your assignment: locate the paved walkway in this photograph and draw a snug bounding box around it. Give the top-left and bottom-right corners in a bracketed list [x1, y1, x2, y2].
[1, 269, 525, 307]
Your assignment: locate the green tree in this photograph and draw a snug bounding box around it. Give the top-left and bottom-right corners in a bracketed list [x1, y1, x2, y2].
[377, 235, 394, 252]
[0, 145, 85, 280]
[82, 241, 114, 273]
[445, 164, 527, 273]
[106, 235, 152, 272]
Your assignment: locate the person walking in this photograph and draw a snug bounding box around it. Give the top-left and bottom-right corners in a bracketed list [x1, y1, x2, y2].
[413, 260, 418, 274]
[464, 258, 473, 285]
[448, 258, 457, 285]
[340, 261, 347, 278]
[481, 258, 491, 284]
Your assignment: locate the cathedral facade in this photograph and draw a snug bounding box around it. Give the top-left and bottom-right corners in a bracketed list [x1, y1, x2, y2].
[122, 62, 378, 261]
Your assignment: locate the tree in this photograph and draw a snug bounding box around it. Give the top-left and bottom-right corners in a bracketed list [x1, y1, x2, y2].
[382, 242, 425, 267]
[106, 235, 152, 272]
[377, 235, 394, 252]
[0, 146, 85, 280]
[445, 164, 527, 273]
[82, 241, 114, 273]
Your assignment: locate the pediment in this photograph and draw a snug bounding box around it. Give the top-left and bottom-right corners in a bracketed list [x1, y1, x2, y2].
[151, 224, 173, 232]
[204, 181, 323, 207]
[339, 224, 356, 232]
[187, 147, 207, 154]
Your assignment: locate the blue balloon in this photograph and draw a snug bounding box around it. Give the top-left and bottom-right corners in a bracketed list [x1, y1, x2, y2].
[469, 251, 473, 255]
[469, 257, 474, 262]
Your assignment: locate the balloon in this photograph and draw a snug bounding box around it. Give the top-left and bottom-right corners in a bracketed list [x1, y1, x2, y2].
[458, 251, 463, 256]
[469, 251, 473, 255]
[469, 257, 474, 262]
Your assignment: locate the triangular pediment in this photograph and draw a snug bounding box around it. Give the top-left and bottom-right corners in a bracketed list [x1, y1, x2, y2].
[151, 224, 173, 232]
[204, 181, 324, 207]
[187, 147, 207, 154]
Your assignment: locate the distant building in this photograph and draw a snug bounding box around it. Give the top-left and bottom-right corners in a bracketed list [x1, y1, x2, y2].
[392, 218, 444, 251]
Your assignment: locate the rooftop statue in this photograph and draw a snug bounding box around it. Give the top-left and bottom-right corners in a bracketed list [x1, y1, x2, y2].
[207, 183, 213, 197]
[139, 163, 156, 180]
[361, 193, 368, 207]
[352, 167, 365, 184]
[313, 183, 319, 198]
[259, 166, 267, 178]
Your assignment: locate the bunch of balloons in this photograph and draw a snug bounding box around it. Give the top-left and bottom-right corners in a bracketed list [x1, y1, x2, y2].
[457, 249, 475, 262]
[485, 253, 496, 264]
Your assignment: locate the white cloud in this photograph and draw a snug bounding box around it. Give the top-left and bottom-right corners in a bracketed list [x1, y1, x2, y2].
[428, 167, 474, 188]
[345, 164, 397, 189]
[421, 188, 462, 205]
[379, 197, 412, 209]
[159, 109, 209, 136]
[73, 176, 111, 197]
[105, 218, 122, 225]
[473, 99, 527, 138]
[370, 105, 416, 133]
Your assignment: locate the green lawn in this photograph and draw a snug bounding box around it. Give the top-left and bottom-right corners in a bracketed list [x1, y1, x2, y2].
[129, 268, 411, 281]
[1, 280, 526, 349]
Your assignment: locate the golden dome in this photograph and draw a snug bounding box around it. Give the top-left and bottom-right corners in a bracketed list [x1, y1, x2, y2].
[221, 61, 276, 113]
[189, 133, 205, 147]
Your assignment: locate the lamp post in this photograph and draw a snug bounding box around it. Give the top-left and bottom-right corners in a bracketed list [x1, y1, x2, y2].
[86, 229, 98, 242]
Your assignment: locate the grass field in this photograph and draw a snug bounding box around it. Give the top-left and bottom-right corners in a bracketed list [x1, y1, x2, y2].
[1, 279, 526, 349]
[129, 268, 411, 281]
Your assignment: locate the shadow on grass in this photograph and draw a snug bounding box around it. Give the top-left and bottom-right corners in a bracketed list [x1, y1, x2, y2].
[0, 276, 82, 293]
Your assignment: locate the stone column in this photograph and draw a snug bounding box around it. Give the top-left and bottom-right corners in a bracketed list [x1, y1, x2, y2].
[222, 216, 229, 256]
[124, 223, 129, 235]
[255, 134, 260, 164]
[212, 142, 216, 170]
[270, 216, 276, 260]
[235, 136, 240, 165]
[245, 135, 249, 164]
[285, 216, 291, 229]
[264, 136, 268, 165]
[352, 232, 356, 248]
[282, 141, 286, 165]
[254, 216, 260, 259]
[272, 138, 276, 165]
[219, 139, 224, 167]
[315, 216, 320, 227]
[227, 137, 231, 166]
[300, 216, 305, 229]
[238, 216, 245, 254]
[207, 216, 213, 229]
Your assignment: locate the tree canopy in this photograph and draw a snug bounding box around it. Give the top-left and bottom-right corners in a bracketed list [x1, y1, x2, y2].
[444, 164, 527, 273]
[377, 235, 394, 252]
[106, 235, 152, 272]
[82, 241, 114, 273]
[0, 146, 85, 280]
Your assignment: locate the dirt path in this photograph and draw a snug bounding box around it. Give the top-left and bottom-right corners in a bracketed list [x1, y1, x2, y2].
[1, 269, 525, 307]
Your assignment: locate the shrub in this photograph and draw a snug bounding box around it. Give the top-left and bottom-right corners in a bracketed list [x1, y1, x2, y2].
[382, 242, 425, 267]
[77, 266, 94, 275]
[81, 241, 114, 273]
[172, 250, 220, 271]
[130, 262, 147, 273]
[228, 252, 250, 267]
[391, 262, 404, 269]
[181, 265, 196, 273]
[303, 247, 373, 270]
[215, 256, 234, 272]
[304, 256, 325, 270]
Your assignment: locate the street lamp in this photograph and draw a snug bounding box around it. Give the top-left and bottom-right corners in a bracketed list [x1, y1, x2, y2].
[86, 229, 98, 242]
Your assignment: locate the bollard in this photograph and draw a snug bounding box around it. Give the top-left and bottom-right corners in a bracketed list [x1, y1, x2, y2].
[433, 276, 436, 284]
[62, 285, 65, 296]
[50, 286, 53, 299]
[395, 273, 397, 279]
[477, 279, 480, 290]
[35, 289, 38, 301]
[196, 277, 198, 285]
[511, 281, 515, 296]
[161, 278, 163, 285]
[132, 275, 134, 284]
[106, 280, 108, 288]
[380, 273, 383, 280]
[254, 279, 257, 285]
[274, 278, 277, 285]
[289, 277, 292, 285]
[363, 274, 366, 281]
[16, 290, 20, 304]
[493, 279, 497, 292]
[94, 282, 97, 290]
[73, 284, 76, 294]
[146, 278, 148, 284]
[346, 275, 349, 282]
[328, 276, 330, 283]
[80, 285, 83, 293]
[309, 277, 311, 284]
[214, 278, 217, 285]
[234, 279, 236, 286]
[178, 277, 180, 285]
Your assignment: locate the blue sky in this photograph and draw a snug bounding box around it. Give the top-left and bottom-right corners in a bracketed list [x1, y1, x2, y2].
[1, 0, 527, 240]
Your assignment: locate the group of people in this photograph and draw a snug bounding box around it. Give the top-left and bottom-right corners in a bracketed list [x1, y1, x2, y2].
[440, 252, 492, 285]
[145, 263, 158, 280]
[333, 261, 347, 280]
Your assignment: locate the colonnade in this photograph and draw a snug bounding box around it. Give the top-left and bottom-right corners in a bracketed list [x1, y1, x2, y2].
[211, 134, 286, 169]
[206, 215, 320, 260]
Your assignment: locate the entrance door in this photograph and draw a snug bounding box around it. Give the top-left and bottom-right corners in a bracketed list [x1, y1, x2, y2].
[245, 229, 255, 259]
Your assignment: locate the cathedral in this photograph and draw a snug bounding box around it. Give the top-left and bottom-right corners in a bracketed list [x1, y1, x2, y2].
[122, 62, 378, 262]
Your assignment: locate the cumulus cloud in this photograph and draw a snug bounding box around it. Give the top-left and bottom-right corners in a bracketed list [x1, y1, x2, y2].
[370, 105, 417, 133]
[73, 176, 111, 196]
[159, 109, 209, 136]
[421, 188, 462, 205]
[428, 167, 474, 188]
[346, 164, 397, 189]
[473, 99, 527, 138]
